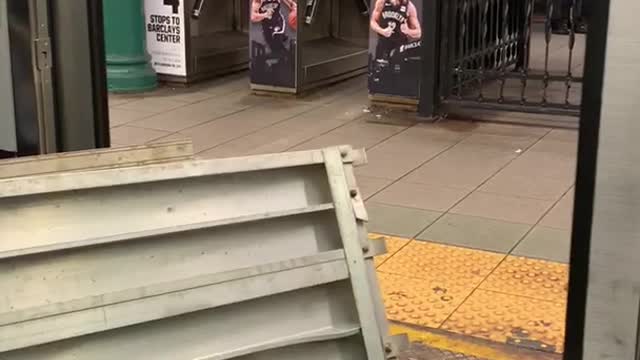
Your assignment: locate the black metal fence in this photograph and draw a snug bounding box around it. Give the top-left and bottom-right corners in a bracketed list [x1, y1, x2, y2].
[429, 0, 584, 117]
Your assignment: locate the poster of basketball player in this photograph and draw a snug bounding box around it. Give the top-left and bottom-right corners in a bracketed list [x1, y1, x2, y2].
[249, 0, 298, 88]
[368, 0, 423, 98]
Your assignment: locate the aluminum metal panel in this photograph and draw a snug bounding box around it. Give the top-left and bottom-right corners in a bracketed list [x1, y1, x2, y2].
[0, 140, 193, 179]
[0, 147, 403, 359]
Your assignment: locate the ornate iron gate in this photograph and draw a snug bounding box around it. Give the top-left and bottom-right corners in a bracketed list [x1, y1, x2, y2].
[436, 0, 584, 116]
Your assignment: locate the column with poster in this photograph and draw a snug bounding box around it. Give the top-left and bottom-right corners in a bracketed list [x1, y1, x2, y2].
[368, 0, 423, 99]
[249, 0, 298, 90]
[145, 0, 187, 77]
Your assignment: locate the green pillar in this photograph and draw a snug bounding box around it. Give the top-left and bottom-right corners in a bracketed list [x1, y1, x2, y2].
[103, 0, 157, 93]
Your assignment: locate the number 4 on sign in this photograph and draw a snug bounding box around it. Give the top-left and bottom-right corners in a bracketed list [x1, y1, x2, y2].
[164, 0, 180, 14]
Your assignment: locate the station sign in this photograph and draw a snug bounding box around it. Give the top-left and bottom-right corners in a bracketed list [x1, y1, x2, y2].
[144, 0, 187, 76]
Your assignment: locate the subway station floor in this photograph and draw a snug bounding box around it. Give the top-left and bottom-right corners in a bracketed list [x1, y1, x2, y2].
[109, 73, 576, 359]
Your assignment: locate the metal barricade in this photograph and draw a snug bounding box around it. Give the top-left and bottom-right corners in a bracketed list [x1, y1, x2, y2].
[0, 146, 406, 360]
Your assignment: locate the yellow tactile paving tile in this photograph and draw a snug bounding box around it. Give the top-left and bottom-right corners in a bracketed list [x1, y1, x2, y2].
[372, 235, 569, 354]
[375, 241, 504, 329]
[377, 241, 505, 284]
[377, 272, 473, 328]
[442, 289, 567, 353]
[479, 256, 569, 301]
[369, 233, 411, 267]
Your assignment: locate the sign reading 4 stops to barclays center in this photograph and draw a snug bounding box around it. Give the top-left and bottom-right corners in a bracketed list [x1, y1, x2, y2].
[145, 0, 187, 76]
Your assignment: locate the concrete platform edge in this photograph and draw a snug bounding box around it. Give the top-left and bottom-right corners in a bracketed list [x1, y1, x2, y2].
[391, 323, 563, 360]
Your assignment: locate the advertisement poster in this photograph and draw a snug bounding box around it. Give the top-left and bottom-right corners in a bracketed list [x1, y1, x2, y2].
[145, 0, 187, 76]
[249, 0, 298, 88]
[368, 0, 423, 98]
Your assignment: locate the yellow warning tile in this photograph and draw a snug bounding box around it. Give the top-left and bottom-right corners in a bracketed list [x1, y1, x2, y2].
[369, 233, 411, 267]
[480, 256, 569, 302]
[442, 290, 566, 353]
[378, 241, 505, 285]
[377, 272, 474, 328]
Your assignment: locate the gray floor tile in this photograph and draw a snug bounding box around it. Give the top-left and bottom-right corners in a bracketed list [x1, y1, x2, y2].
[127, 93, 260, 132]
[404, 147, 515, 190]
[480, 171, 573, 201]
[417, 213, 531, 253]
[301, 75, 366, 104]
[199, 92, 368, 159]
[114, 97, 186, 113]
[182, 101, 316, 153]
[195, 72, 249, 95]
[355, 126, 465, 180]
[456, 133, 542, 153]
[472, 123, 551, 137]
[512, 226, 571, 263]
[544, 129, 578, 142]
[150, 132, 192, 144]
[356, 176, 393, 200]
[108, 108, 157, 127]
[290, 119, 407, 151]
[110, 126, 173, 146]
[451, 191, 554, 225]
[539, 189, 574, 230]
[370, 181, 471, 212]
[528, 138, 578, 157]
[356, 151, 432, 181]
[151, 89, 219, 104]
[412, 119, 478, 133]
[366, 202, 442, 238]
[392, 122, 473, 144]
[108, 96, 136, 107]
[498, 150, 577, 181]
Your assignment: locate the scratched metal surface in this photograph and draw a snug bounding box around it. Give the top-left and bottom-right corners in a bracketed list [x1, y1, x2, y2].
[400, 343, 487, 360]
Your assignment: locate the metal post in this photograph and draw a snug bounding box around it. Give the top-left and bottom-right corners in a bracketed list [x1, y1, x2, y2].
[31, 0, 57, 154]
[87, 0, 111, 149]
[418, 0, 441, 118]
[51, 0, 110, 151]
[562, 0, 610, 357]
[0, 0, 17, 153]
[102, 0, 157, 92]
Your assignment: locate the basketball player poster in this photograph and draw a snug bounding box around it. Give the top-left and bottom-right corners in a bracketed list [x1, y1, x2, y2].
[368, 0, 423, 98]
[249, 0, 298, 89]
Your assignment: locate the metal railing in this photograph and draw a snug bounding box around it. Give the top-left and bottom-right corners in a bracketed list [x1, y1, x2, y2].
[423, 0, 585, 118]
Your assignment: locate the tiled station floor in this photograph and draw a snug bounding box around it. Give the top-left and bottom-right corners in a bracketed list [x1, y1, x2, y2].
[109, 73, 576, 357]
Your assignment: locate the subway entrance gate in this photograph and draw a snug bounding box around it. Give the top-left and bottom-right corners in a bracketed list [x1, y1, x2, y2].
[418, 0, 587, 123]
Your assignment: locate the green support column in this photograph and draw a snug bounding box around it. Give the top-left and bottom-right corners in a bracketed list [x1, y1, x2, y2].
[103, 0, 157, 92]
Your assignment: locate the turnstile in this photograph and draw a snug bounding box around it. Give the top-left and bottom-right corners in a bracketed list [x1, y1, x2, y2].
[249, 0, 370, 94]
[145, 0, 250, 84]
[0, 0, 109, 158]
